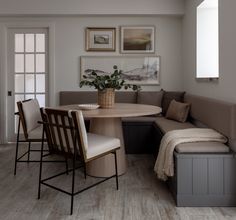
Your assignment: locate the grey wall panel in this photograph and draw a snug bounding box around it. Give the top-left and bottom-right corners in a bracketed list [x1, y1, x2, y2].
[224, 157, 236, 194]
[208, 158, 224, 194]
[169, 152, 236, 206]
[193, 158, 208, 195]
[177, 158, 192, 194]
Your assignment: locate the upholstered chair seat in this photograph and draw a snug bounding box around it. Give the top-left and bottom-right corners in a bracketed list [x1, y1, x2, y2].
[86, 133, 120, 159]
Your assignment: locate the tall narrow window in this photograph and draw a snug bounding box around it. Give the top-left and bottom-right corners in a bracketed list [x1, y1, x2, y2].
[196, 0, 219, 78]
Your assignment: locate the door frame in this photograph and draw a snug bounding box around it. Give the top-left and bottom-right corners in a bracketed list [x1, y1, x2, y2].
[0, 22, 55, 143]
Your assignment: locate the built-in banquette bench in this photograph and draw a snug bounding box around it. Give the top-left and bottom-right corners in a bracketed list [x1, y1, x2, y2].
[60, 90, 236, 207]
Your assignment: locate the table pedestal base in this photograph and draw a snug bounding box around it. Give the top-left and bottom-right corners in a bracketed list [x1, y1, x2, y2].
[86, 118, 126, 177]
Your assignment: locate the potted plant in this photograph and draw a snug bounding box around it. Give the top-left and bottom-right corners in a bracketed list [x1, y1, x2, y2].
[80, 65, 141, 108]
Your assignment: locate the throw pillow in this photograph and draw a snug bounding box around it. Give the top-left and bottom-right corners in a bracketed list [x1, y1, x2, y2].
[165, 99, 191, 123]
[162, 90, 185, 115]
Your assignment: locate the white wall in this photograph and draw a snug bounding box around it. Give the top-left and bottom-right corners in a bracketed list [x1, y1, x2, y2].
[0, 0, 184, 15]
[183, 0, 236, 103]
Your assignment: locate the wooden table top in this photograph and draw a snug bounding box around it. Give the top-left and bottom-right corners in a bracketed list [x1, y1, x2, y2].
[59, 103, 162, 118]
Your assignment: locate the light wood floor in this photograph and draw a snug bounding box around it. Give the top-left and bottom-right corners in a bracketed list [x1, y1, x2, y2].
[1, 144, 236, 220]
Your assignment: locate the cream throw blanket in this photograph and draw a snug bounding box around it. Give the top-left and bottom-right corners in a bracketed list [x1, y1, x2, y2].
[154, 128, 227, 181]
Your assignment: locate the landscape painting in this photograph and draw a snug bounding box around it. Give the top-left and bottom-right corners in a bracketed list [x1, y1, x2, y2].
[80, 56, 160, 85]
[120, 26, 155, 53]
[86, 28, 116, 51]
[94, 35, 109, 44]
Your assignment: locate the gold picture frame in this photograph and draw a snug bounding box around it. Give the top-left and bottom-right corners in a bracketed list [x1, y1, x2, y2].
[85, 27, 116, 52]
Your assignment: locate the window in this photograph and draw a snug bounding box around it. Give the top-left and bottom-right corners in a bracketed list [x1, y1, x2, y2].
[196, 0, 219, 79]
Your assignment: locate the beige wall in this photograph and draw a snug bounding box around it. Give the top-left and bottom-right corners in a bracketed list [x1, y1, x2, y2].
[183, 0, 236, 103]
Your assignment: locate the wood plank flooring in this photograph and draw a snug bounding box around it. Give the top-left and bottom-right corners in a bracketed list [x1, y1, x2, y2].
[1, 143, 236, 220]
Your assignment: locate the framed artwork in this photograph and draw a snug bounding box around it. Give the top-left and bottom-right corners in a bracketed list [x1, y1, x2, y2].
[85, 27, 116, 51]
[120, 26, 155, 54]
[80, 56, 160, 85]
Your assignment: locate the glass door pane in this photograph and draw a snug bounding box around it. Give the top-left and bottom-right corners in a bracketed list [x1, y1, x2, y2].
[11, 30, 48, 137]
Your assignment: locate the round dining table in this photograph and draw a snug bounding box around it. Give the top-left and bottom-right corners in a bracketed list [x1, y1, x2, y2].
[60, 103, 162, 177]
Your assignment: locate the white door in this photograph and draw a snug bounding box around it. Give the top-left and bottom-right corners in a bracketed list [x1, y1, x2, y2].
[7, 28, 48, 142]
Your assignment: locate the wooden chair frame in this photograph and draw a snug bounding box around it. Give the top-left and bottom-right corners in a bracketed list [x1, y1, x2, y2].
[38, 108, 119, 215]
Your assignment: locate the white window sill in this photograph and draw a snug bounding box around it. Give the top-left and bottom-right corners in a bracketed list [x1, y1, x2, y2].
[195, 77, 219, 82]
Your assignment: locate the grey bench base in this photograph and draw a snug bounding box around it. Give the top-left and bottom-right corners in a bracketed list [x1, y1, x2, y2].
[168, 152, 236, 207]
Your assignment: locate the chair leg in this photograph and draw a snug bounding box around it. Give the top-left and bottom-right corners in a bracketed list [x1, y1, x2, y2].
[114, 151, 119, 190]
[38, 130, 45, 200]
[14, 140, 19, 176]
[70, 154, 76, 215]
[65, 157, 69, 175]
[27, 141, 31, 163]
[84, 163, 86, 179]
[14, 120, 21, 175]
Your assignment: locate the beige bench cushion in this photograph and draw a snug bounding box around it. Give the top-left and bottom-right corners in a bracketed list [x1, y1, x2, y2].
[60, 91, 97, 105]
[175, 142, 229, 153]
[59, 91, 137, 105]
[155, 116, 195, 133]
[184, 93, 236, 139]
[115, 91, 137, 103]
[137, 91, 163, 107]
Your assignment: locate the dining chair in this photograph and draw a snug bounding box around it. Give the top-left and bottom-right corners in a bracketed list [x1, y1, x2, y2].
[14, 99, 69, 175]
[14, 99, 45, 175]
[38, 108, 120, 215]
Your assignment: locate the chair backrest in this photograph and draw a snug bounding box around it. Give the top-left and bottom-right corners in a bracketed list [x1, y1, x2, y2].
[40, 108, 87, 160]
[17, 99, 41, 139]
[71, 110, 88, 152]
